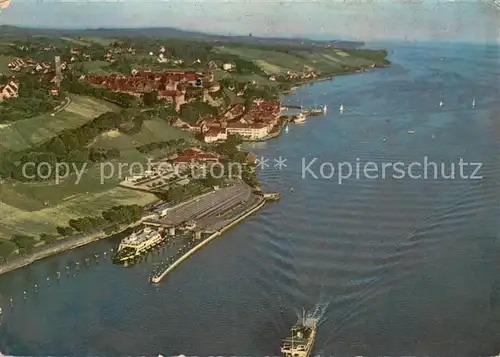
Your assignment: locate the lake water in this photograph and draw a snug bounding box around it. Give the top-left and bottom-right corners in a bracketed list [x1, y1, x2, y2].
[0, 41, 499, 356]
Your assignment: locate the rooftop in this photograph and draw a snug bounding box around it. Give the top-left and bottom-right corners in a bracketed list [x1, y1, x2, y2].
[121, 227, 160, 246]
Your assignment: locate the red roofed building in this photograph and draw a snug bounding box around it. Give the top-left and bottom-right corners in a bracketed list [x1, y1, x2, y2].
[204, 128, 228, 143]
[0, 81, 19, 102]
[171, 148, 220, 164]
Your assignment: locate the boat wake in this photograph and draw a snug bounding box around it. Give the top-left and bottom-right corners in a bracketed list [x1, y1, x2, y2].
[298, 291, 332, 326]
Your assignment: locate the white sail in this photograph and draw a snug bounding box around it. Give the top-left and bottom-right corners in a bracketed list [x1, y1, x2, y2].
[439, 100, 443, 107]
[472, 98, 475, 108]
[339, 104, 344, 112]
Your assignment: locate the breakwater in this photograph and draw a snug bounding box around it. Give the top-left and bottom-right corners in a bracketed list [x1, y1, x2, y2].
[150, 196, 268, 283]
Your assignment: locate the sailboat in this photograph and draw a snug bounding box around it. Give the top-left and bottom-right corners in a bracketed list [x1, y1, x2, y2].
[285, 125, 289, 133]
[339, 104, 344, 113]
[472, 98, 475, 108]
[323, 105, 327, 114]
[439, 100, 443, 108]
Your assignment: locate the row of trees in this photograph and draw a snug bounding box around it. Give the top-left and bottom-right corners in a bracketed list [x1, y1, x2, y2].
[155, 181, 212, 205]
[179, 101, 219, 124]
[57, 204, 143, 236]
[212, 134, 260, 188]
[0, 204, 145, 262]
[62, 74, 139, 108]
[0, 107, 150, 181]
[135, 138, 188, 154]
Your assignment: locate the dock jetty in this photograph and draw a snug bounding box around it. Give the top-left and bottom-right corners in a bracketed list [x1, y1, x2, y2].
[149, 188, 278, 283]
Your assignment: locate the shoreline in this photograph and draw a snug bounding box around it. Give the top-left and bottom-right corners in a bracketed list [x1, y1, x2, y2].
[0, 220, 143, 276]
[0, 62, 389, 277]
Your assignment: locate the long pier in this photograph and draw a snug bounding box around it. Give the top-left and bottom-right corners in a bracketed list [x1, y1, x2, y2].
[150, 197, 268, 283]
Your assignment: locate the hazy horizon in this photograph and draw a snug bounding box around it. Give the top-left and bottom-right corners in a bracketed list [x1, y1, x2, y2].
[0, 0, 499, 43]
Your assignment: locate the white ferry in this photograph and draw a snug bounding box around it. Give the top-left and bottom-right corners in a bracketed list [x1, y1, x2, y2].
[112, 227, 165, 263]
[281, 312, 318, 357]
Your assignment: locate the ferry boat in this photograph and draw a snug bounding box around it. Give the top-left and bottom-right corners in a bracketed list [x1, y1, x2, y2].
[294, 112, 306, 123]
[280, 312, 318, 357]
[112, 227, 165, 264]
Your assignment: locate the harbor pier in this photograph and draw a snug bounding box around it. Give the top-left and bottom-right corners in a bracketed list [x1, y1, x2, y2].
[150, 195, 269, 283]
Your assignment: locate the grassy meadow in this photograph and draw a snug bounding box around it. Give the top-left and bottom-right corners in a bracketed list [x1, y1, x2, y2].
[0, 95, 120, 152]
[0, 55, 14, 74]
[0, 115, 190, 241]
[81, 60, 118, 75]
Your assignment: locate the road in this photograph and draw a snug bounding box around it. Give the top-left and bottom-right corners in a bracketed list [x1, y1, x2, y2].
[51, 96, 71, 116]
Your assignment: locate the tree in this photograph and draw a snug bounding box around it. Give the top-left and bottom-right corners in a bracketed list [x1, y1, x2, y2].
[143, 90, 158, 106]
[0, 240, 16, 262]
[104, 224, 119, 236]
[40, 233, 58, 245]
[69, 217, 95, 233]
[11, 235, 36, 255]
[57, 226, 74, 236]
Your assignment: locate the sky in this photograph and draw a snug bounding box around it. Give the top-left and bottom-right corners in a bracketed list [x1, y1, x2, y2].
[0, 0, 498, 43]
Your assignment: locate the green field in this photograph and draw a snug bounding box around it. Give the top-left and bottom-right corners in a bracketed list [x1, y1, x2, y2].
[0, 185, 157, 240]
[91, 119, 191, 150]
[60, 36, 92, 47]
[0, 55, 14, 73]
[0, 116, 189, 240]
[213, 46, 376, 75]
[0, 94, 120, 152]
[81, 60, 118, 75]
[80, 37, 118, 46]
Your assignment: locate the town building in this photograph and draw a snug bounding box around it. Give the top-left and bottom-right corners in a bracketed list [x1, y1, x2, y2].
[82, 70, 213, 110]
[170, 148, 220, 165]
[49, 87, 60, 96]
[204, 128, 228, 143]
[226, 122, 269, 139]
[0, 81, 19, 101]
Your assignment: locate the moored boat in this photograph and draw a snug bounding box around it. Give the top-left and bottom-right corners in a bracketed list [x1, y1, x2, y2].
[112, 227, 166, 264]
[294, 112, 306, 123]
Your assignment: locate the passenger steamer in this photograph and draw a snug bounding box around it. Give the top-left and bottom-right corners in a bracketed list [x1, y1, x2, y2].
[281, 311, 318, 357]
[112, 227, 166, 264]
